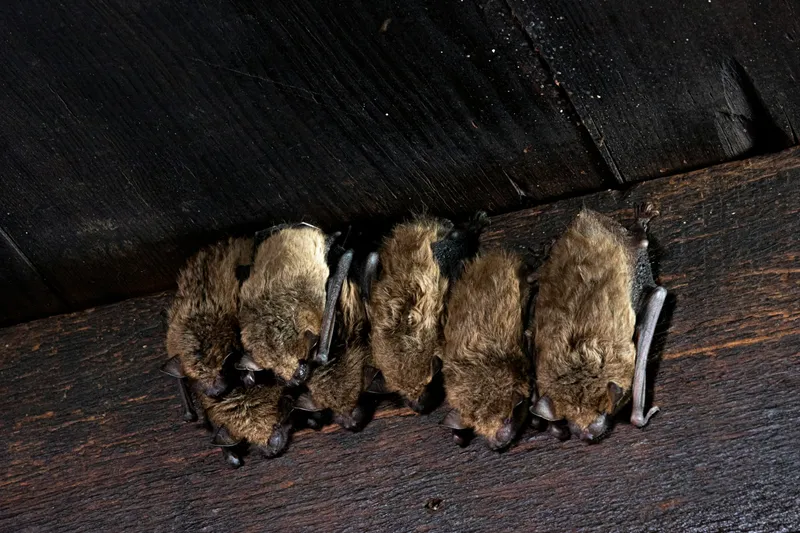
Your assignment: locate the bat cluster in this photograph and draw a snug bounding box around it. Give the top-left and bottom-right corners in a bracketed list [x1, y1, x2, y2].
[161, 206, 667, 466]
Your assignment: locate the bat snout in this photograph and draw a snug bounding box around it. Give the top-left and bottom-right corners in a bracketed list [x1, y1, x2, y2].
[451, 429, 471, 447]
[203, 375, 228, 398]
[572, 414, 609, 443]
[265, 426, 290, 457]
[406, 398, 425, 413]
[491, 423, 517, 450]
[289, 360, 311, 386]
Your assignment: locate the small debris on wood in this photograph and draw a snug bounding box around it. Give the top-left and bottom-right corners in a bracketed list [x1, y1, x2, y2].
[424, 498, 443, 511]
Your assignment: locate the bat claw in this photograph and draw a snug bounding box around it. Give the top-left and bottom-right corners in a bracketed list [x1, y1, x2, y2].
[221, 448, 243, 468]
[631, 406, 660, 428]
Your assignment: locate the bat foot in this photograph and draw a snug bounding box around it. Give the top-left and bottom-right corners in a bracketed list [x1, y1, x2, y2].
[548, 422, 570, 441]
[221, 448, 243, 468]
[631, 203, 658, 248]
[452, 430, 472, 447]
[635, 202, 659, 224]
[631, 406, 660, 428]
[529, 416, 546, 431]
[182, 409, 198, 423]
[334, 412, 364, 432]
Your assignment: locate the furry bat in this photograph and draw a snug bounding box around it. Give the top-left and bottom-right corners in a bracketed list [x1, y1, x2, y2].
[366, 213, 487, 412]
[161, 236, 255, 420]
[293, 277, 375, 431]
[441, 250, 533, 450]
[203, 377, 296, 466]
[530, 205, 667, 442]
[237, 223, 352, 385]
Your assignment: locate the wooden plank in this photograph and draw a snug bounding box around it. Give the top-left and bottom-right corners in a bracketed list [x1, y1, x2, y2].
[0, 0, 612, 322]
[0, 227, 66, 326]
[2, 149, 799, 532]
[506, 0, 800, 181]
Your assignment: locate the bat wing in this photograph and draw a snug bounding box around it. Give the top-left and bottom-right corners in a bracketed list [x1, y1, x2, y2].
[631, 286, 667, 427]
[315, 249, 354, 365]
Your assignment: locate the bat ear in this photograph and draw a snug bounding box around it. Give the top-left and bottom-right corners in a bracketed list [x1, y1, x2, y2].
[430, 357, 443, 376]
[235, 353, 262, 372]
[364, 366, 388, 394]
[441, 410, 466, 430]
[607, 382, 626, 411]
[160, 356, 185, 378]
[293, 392, 322, 413]
[211, 426, 241, 447]
[530, 395, 558, 421]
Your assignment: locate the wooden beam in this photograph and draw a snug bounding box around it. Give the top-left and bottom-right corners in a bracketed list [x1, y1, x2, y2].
[0, 227, 67, 326]
[506, 0, 800, 181]
[0, 0, 615, 322]
[2, 148, 799, 531]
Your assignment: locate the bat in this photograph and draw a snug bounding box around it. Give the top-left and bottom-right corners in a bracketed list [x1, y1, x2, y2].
[204, 377, 296, 465]
[237, 223, 352, 385]
[292, 275, 376, 431]
[530, 204, 667, 442]
[440, 249, 533, 450]
[162, 236, 255, 419]
[365, 213, 488, 412]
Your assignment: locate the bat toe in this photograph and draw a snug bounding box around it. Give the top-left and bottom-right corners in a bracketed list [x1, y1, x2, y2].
[631, 406, 660, 428]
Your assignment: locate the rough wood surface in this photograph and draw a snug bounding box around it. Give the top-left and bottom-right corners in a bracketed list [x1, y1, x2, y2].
[2, 149, 799, 532]
[0, 229, 67, 323]
[0, 0, 614, 324]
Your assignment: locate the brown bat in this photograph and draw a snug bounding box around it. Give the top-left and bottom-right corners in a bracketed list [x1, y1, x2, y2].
[203, 379, 296, 466]
[237, 223, 352, 385]
[441, 250, 533, 450]
[530, 205, 667, 442]
[161, 237, 255, 421]
[366, 213, 487, 412]
[293, 278, 375, 430]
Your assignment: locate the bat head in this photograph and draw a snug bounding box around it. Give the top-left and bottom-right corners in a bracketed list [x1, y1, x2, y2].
[533, 337, 634, 443]
[444, 355, 530, 450]
[165, 312, 240, 398]
[239, 289, 324, 385]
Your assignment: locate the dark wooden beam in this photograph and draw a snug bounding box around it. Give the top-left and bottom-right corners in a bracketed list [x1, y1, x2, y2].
[2, 148, 799, 531]
[0, 227, 67, 325]
[507, 0, 800, 181]
[0, 0, 614, 322]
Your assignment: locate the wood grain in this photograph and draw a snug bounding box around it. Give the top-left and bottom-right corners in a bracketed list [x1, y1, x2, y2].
[0, 229, 66, 326]
[506, 0, 800, 181]
[0, 0, 613, 323]
[2, 149, 799, 532]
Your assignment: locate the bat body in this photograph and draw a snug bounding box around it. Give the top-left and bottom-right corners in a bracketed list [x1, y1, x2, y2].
[441, 250, 532, 450]
[295, 279, 374, 430]
[367, 214, 486, 412]
[162, 237, 255, 420]
[238, 224, 351, 385]
[531, 205, 667, 442]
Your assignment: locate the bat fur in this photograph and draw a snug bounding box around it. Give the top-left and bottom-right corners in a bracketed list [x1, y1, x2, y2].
[442, 249, 532, 449]
[532, 205, 665, 442]
[164, 237, 254, 398]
